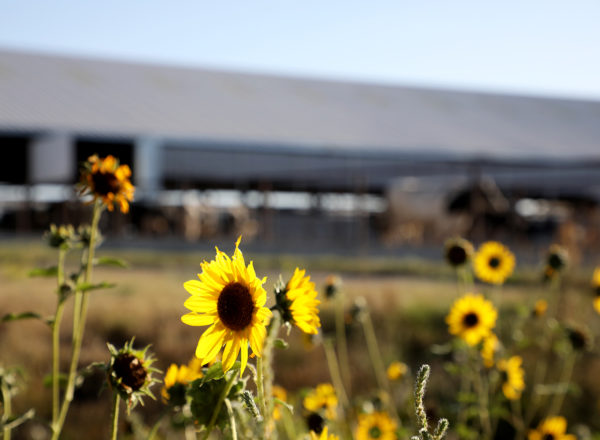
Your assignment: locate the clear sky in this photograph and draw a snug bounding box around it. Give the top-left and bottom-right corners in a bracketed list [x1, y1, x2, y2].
[2, 0, 600, 100]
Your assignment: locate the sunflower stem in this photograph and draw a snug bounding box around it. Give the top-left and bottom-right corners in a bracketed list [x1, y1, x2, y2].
[322, 338, 350, 410]
[51, 248, 67, 427]
[224, 398, 238, 440]
[110, 392, 120, 440]
[52, 201, 102, 440]
[202, 370, 237, 440]
[1, 377, 12, 440]
[334, 292, 352, 395]
[257, 311, 281, 440]
[546, 351, 576, 418]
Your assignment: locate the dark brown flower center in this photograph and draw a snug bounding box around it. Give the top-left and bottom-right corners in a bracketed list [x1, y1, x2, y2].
[217, 282, 254, 331]
[568, 329, 587, 351]
[462, 312, 479, 328]
[306, 412, 324, 434]
[547, 253, 564, 270]
[112, 353, 147, 391]
[369, 425, 382, 438]
[488, 256, 501, 269]
[542, 434, 555, 440]
[91, 171, 120, 196]
[447, 245, 468, 266]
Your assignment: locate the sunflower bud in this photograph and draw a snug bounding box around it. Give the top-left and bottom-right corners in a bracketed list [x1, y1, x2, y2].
[45, 224, 76, 249]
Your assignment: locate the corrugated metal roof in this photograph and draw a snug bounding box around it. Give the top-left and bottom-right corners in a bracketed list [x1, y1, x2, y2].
[1, 49, 599, 160]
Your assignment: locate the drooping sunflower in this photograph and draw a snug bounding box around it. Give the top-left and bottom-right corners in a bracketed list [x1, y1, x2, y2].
[444, 237, 474, 267]
[528, 416, 576, 440]
[481, 333, 500, 368]
[80, 155, 135, 213]
[310, 426, 339, 440]
[446, 293, 497, 346]
[386, 361, 408, 381]
[161, 360, 203, 404]
[497, 356, 525, 400]
[275, 268, 321, 335]
[181, 237, 272, 374]
[303, 383, 338, 420]
[355, 411, 397, 440]
[473, 241, 515, 285]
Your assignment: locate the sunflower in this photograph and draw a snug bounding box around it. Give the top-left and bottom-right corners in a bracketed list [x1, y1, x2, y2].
[592, 267, 600, 295]
[497, 356, 525, 400]
[272, 385, 287, 421]
[528, 416, 576, 440]
[161, 360, 203, 404]
[446, 293, 497, 346]
[546, 244, 568, 271]
[444, 237, 474, 267]
[275, 268, 321, 334]
[481, 333, 500, 368]
[473, 241, 515, 285]
[80, 155, 135, 213]
[386, 361, 408, 381]
[532, 299, 548, 317]
[303, 383, 338, 420]
[181, 237, 272, 374]
[310, 426, 339, 440]
[355, 411, 397, 440]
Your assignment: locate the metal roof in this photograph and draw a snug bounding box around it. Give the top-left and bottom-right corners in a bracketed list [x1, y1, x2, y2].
[1, 48, 599, 161]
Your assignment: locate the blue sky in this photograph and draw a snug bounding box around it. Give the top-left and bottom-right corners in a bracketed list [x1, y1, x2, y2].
[2, 0, 600, 99]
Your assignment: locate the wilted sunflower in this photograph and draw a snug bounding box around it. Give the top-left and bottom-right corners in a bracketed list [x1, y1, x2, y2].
[275, 268, 321, 334]
[355, 411, 397, 440]
[80, 155, 135, 213]
[528, 416, 576, 440]
[481, 333, 500, 368]
[497, 356, 525, 400]
[446, 293, 497, 346]
[444, 237, 474, 267]
[181, 237, 272, 374]
[473, 241, 515, 285]
[310, 426, 339, 440]
[386, 361, 408, 381]
[161, 360, 203, 405]
[303, 383, 338, 420]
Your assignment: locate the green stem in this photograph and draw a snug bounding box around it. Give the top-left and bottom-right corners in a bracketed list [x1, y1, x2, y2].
[546, 352, 576, 417]
[258, 312, 281, 440]
[51, 248, 67, 427]
[335, 293, 352, 395]
[201, 371, 237, 440]
[322, 338, 349, 410]
[256, 356, 267, 425]
[110, 393, 120, 440]
[224, 398, 238, 440]
[1, 379, 12, 440]
[52, 201, 102, 440]
[472, 352, 492, 439]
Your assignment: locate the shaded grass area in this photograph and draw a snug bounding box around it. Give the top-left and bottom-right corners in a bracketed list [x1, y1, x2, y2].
[1, 240, 600, 438]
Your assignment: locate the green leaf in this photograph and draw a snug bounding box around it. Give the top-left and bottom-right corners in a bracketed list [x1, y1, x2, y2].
[94, 257, 128, 268]
[274, 338, 289, 349]
[274, 397, 294, 414]
[76, 281, 116, 292]
[201, 362, 226, 382]
[28, 266, 58, 277]
[1, 312, 43, 323]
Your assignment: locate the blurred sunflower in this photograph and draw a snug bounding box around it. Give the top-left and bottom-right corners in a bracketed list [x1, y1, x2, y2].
[532, 299, 548, 318]
[592, 267, 600, 314]
[181, 237, 272, 374]
[473, 241, 515, 285]
[275, 268, 321, 334]
[386, 361, 408, 381]
[272, 385, 287, 421]
[497, 356, 525, 400]
[355, 411, 397, 440]
[528, 416, 576, 440]
[444, 237, 474, 267]
[446, 293, 497, 346]
[546, 244, 568, 271]
[161, 360, 203, 405]
[303, 383, 338, 420]
[80, 155, 135, 213]
[324, 274, 342, 299]
[481, 333, 500, 368]
[310, 426, 339, 440]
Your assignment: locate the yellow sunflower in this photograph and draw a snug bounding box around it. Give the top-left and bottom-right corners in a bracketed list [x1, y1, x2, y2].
[528, 416, 576, 440]
[355, 411, 397, 440]
[310, 426, 339, 440]
[181, 237, 272, 374]
[80, 155, 135, 213]
[272, 385, 287, 421]
[444, 237, 474, 267]
[386, 361, 408, 381]
[481, 333, 500, 368]
[161, 360, 203, 403]
[497, 356, 525, 400]
[275, 268, 321, 334]
[473, 241, 515, 285]
[532, 299, 548, 317]
[446, 293, 497, 346]
[303, 383, 338, 420]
